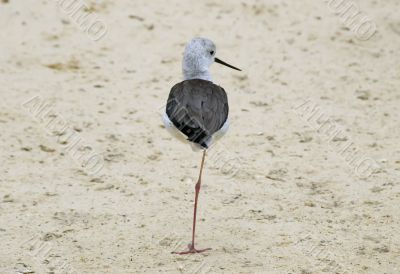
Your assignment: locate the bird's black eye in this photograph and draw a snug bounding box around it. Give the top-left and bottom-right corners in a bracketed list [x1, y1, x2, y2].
[210, 51, 214, 55]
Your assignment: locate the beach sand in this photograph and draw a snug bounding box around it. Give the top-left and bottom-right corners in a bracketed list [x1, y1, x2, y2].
[0, 0, 399, 273]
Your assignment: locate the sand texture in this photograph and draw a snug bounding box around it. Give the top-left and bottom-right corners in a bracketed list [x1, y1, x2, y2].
[0, 0, 399, 273]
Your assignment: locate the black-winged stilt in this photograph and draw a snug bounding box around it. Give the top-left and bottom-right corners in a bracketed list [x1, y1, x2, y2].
[163, 37, 241, 254]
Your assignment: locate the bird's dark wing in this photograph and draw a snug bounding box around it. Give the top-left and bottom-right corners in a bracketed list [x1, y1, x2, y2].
[166, 79, 229, 148]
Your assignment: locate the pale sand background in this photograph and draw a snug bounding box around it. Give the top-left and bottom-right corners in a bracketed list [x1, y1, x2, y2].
[1, 0, 400, 273]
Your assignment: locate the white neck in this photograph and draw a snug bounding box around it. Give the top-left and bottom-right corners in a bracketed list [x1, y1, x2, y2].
[183, 69, 212, 82]
[182, 52, 213, 82]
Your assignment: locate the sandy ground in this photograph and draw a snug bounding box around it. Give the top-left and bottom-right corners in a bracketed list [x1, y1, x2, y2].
[1, 0, 400, 273]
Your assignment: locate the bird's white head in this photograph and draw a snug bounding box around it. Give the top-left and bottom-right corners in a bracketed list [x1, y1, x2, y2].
[182, 37, 241, 82]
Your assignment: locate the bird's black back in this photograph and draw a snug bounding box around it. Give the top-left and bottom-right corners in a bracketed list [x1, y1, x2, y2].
[166, 79, 229, 149]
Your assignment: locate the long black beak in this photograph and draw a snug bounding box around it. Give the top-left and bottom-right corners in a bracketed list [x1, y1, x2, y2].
[215, 57, 241, 71]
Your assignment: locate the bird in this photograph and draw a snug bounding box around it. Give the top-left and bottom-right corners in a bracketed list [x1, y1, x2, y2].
[163, 37, 241, 254]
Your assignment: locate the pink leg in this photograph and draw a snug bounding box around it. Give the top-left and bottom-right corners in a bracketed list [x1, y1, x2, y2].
[172, 150, 211, 255]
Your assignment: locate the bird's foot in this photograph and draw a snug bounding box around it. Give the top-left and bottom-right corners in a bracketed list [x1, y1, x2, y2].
[171, 244, 211, 255]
